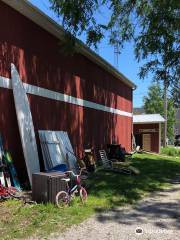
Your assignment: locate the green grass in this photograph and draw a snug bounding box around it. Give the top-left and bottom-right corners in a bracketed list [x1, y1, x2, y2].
[1, 153, 180, 239]
[161, 146, 180, 157]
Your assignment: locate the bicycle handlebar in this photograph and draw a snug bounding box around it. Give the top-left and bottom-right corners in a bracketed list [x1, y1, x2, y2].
[65, 167, 86, 177]
[65, 171, 77, 177]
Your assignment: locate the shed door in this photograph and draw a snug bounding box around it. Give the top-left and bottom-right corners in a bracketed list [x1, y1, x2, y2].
[142, 134, 151, 151]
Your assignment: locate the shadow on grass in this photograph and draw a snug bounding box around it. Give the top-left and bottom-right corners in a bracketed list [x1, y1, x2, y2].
[95, 186, 180, 230]
[87, 154, 180, 210]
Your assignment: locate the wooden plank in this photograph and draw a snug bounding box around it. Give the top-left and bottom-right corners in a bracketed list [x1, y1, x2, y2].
[11, 64, 40, 186]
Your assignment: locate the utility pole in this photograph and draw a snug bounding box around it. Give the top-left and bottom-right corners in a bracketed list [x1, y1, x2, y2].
[163, 80, 168, 147]
[114, 43, 120, 69]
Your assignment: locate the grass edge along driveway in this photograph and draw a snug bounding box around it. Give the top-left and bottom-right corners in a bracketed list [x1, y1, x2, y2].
[1, 153, 180, 240]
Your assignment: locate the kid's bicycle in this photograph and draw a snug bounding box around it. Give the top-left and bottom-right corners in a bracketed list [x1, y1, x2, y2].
[56, 169, 88, 207]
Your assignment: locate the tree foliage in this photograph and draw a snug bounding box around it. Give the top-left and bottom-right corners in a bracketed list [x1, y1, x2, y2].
[143, 84, 176, 140]
[49, 0, 180, 88]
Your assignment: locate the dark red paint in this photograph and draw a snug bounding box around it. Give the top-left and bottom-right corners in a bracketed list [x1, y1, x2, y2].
[0, 1, 133, 183]
[134, 123, 160, 153]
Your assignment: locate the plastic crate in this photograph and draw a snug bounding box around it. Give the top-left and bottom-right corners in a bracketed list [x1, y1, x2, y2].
[32, 172, 66, 204]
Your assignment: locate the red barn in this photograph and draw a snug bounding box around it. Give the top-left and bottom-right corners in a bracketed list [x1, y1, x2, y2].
[0, 0, 136, 183]
[133, 114, 165, 153]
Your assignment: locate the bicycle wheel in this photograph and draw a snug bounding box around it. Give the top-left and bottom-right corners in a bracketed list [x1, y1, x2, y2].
[56, 191, 69, 208]
[9, 187, 22, 199]
[1, 194, 10, 200]
[121, 168, 132, 175]
[79, 187, 87, 203]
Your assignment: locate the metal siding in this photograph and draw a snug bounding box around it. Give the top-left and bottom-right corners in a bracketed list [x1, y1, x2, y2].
[133, 114, 165, 123]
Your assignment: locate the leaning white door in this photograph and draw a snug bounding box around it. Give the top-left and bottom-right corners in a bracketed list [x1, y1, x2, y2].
[143, 134, 151, 151]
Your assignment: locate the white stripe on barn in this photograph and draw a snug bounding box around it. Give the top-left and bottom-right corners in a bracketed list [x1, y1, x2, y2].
[0, 75, 132, 117]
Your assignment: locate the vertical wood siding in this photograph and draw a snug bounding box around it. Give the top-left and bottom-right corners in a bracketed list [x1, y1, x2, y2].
[133, 123, 160, 153]
[0, 1, 132, 183]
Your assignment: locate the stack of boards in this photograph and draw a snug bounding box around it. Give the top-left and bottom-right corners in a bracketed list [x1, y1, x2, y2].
[0, 134, 6, 186]
[39, 131, 78, 173]
[0, 133, 21, 190]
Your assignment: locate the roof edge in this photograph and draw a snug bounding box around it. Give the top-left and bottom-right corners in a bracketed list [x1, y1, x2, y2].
[133, 114, 165, 124]
[2, 0, 136, 89]
[133, 121, 165, 124]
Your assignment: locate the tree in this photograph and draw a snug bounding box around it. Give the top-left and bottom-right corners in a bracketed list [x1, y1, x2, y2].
[171, 82, 180, 108]
[49, 0, 180, 88]
[143, 84, 176, 141]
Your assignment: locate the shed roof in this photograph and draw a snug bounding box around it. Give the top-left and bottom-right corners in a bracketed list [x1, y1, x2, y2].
[2, 0, 136, 89]
[133, 114, 165, 124]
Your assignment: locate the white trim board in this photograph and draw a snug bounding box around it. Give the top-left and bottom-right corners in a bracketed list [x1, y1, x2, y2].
[0, 75, 132, 117]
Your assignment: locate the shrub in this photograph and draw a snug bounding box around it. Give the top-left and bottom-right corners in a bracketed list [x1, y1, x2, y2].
[161, 147, 180, 157]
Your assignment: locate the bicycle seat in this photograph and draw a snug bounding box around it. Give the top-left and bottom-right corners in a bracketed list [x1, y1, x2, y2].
[61, 178, 70, 182]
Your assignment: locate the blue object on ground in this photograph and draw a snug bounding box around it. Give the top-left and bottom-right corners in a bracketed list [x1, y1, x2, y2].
[48, 164, 68, 172]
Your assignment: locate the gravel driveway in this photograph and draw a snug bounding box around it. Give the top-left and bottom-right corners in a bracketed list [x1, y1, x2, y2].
[51, 181, 180, 240]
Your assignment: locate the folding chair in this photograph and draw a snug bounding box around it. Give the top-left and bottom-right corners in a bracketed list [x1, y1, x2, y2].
[99, 150, 133, 175]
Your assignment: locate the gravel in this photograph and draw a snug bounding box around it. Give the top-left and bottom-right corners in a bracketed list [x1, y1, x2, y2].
[50, 183, 180, 240]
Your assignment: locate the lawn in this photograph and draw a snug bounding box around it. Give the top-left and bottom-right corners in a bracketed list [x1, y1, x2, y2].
[0, 153, 180, 239]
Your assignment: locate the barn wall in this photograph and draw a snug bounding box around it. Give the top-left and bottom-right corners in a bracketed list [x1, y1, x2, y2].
[0, 1, 133, 183]
[133, 123, 159, 153]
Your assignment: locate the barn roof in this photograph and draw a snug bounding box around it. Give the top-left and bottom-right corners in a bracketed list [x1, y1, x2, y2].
[2, 0, 136, 89]
[133, 114, 165, 124]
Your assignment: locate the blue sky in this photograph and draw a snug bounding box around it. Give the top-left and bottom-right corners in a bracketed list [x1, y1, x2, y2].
[29, 0, 153, 107]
